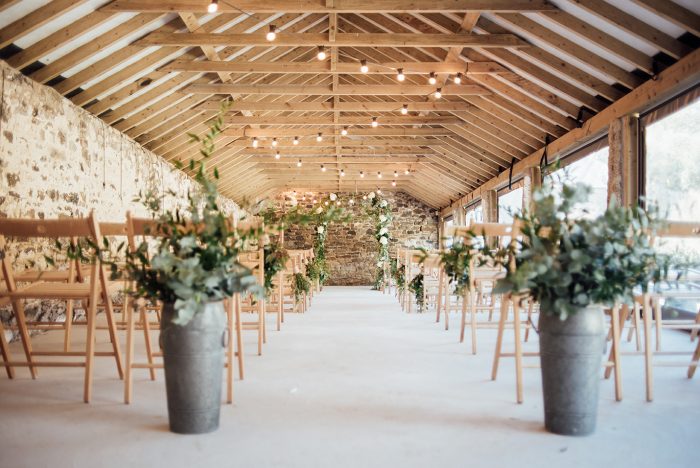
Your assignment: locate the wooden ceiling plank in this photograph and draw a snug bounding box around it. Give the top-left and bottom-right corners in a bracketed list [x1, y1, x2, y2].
[7, 11, 117, 70]
[28, 13, 164, 84]
[629, 0, 700, 37]
[568, 0, 691, 60]
[539, 10, 653, 74]
[0, 0, 85, 49]
[182, 83, 490, 95]
[495, 13, 643, 89]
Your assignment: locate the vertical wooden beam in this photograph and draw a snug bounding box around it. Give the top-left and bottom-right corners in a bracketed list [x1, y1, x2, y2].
[482, 189, 499, 247]
[329, 9, 340, 190]
[608, 115, 639, 206]
[523, 165, 541, 211]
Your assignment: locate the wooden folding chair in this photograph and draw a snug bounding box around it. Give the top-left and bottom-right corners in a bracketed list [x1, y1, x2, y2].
[0, 213, 123, 402]
[404, 250, 424, 313]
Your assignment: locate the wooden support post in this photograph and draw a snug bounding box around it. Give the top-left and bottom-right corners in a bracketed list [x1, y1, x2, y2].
[523, 166, 541, 211]
[607, 114, 640, 207]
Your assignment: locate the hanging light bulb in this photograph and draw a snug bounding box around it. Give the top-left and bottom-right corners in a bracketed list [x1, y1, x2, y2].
[377, 188, 382, 194]
[371, 117, 378, 128]
[377, 171, 382, 179]
[325, 200, 329, 206]
[272, 138, 278, 147]
[405, 168, 410, 175]
[252, 137, 258, 148]
[341, 127, 348, 136]
[453, 72, 462, 84]
[392, 180, 397, 187]
[336, 200, 340, 206]
[266, 24, 277, 41]
[360, 59, 368, 73]
[394, 170, 398, 178]
[275, 151, 281, 159]
[317, 46, 327, 60]
[297, 159, 302, 167]
[340, 169, 346, 177]
[360, 171, 365, 178]
[363, 195, 367, 200]
[434, 88, 442, 99]
[396, 68, 405, 82]
[321, 164, 326, 172]
[401, 104, 408, 115]
[207, 0, 219, 13]
[316, 132, 323, 142]
[349, 198, 355, 205]
[428, 72, 437, 85]
[293, 136, 299, 145]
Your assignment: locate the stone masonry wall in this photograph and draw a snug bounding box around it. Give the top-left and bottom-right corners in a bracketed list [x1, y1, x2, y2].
[0, 60, 240, 334]
[278, 191, 438, 286]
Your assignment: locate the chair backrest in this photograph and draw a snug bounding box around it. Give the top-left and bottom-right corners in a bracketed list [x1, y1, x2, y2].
[657, 222, 700, 238]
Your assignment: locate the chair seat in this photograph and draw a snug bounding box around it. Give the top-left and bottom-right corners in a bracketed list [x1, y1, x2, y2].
[7, 279, 124, 300]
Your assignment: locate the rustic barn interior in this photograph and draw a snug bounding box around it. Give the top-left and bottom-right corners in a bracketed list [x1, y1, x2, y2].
[0, 1, 699, 467]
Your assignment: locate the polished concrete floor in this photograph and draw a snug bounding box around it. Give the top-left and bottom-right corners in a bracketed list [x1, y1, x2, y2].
[0, 286, 698, 468]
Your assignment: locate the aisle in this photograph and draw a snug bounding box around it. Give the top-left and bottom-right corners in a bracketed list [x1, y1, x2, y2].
[0, 287, 698, 468]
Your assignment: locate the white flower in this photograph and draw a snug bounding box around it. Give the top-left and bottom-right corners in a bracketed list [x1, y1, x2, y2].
[379, 227, 388, 235]
[380, 200, 388, 207]
[329, 193, 337, 201]
[315, 207, 323, 214]
[376, 261, 383, 267]
[379, 236, 388, 245]
[290, 197, 298, 207]
[368, 191, 376, 199]
[379, 215, 387, 223]
[317, 226, 325, 234]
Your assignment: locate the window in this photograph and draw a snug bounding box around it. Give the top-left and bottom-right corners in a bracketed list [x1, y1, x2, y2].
[642, 91, 700, 260]
[443, 216, 455, 248]
[498, 187, 523, 224]
[643, 95, 700, 222]
[546, 140, 609, 219]
[465, 202, 483, 225]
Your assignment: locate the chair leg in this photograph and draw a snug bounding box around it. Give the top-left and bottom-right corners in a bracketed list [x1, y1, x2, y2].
[469, 289, 477, 355]
[102, 294, 124, 379]
[11, 299, 37, 379]
[141, 307, 156, 381]
[84, 284, 99, 403]
[688, 337, 700, 379]
[124, 300, 136, 404]
[491, 296, 509, 381]
[459, 292, 467, 343]
[0, 319, 15, 378]
[64, 299, 74, 352]
[642, 295, 654, 402]
[610, 305, 623, 401]
[654, 298, 662, 352]
[226, 300, 234, 404]
[235, 296, 244, 380]
[513, 298, 524, 404]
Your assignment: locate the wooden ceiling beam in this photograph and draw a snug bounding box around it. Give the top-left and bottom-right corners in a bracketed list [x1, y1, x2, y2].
[136, 31, 528, 48]
[222, 127, 455, 137]
[199, 100, 471, 112]
[183, 83, 490, 95]
[225, 138, 443, 148]
[161, 60, 507, 74]
[102, 0, 557, 13]
[223, 116, 463, 125]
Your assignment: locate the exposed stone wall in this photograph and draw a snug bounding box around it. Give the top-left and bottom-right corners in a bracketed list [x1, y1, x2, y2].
[0, 60, 240, 335]
[278, 191, 438, 286]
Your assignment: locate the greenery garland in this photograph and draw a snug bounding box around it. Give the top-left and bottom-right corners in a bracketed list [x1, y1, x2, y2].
[390, 257, 405, 292]
[292, 272, 311, 303]
[263, 241, 289, 296]
[408, 273, 425, 312]
[365, 191, 392, 289]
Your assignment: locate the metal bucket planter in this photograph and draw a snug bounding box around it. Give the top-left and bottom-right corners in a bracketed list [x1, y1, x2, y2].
[539, 306, 605, 436]
[160, 301, 227, 435]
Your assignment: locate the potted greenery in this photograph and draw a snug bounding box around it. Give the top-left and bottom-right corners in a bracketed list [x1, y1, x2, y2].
[86, 103, 263, 434]
[494, 181, 664, 436]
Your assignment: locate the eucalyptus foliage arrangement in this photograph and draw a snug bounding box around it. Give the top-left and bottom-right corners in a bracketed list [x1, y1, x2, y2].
[494, 180, 667, 319]
[263, 241, 289, 296]
[57, 101, 264, 325]
[390, 257, 405, 293]
[292, 272, 312, 304]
